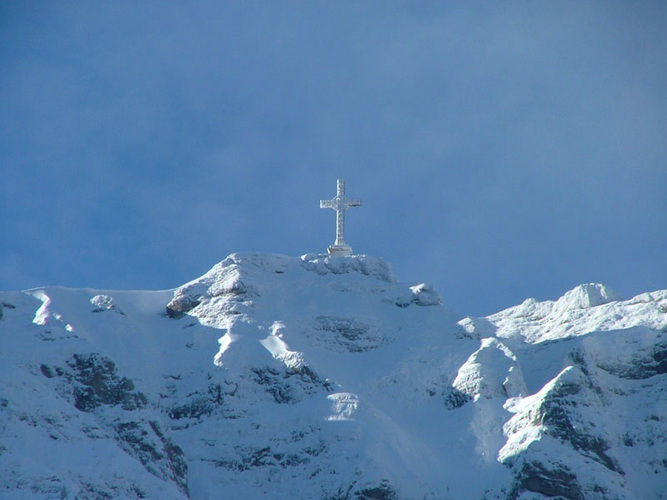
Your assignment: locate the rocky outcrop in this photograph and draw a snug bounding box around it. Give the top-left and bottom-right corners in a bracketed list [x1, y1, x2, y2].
[41, 353, 147, 412]
[39, 353, 189, 496]
[509, 460, 584, 500]
[452, 338, 527, 402]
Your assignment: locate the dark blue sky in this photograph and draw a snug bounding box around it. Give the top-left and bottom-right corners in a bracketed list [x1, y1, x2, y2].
[2, 2, 666, 316]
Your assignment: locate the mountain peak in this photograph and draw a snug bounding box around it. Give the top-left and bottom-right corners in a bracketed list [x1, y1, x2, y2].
[553, 283, 624, 312]
[165, 252, 403, 323]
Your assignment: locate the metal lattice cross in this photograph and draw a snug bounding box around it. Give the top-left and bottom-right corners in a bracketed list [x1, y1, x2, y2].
[320, 179, 361, 256]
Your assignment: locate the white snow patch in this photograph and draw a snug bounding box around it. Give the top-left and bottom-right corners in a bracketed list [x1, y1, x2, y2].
[326, 393, 359, 421]
[30, 289, 75, 332]
[31, 290, 51, 326]
[453, 337, 527, 400]
[213, 332, 235, 365]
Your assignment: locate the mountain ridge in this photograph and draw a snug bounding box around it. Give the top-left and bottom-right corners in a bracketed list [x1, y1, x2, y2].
[1, 252, 665, 499]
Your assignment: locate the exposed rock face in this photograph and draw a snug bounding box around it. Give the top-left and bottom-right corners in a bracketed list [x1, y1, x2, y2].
[90, 294, 124, 315]
[42, 353, 147, 412]
[0, 253, 665, 499]
[494, 321, 667, 498]
[510, 460, 584, 500]
[39, 353, 188, 496]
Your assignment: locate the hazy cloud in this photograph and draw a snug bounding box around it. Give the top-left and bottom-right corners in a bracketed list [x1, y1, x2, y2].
[2, 1, 666, 314]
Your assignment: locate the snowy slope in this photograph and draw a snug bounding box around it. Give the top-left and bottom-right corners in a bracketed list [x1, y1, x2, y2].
[1, 253, 665, 499]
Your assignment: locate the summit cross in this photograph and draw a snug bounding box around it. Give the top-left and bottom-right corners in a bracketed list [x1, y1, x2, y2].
[320, 179, 362, 256]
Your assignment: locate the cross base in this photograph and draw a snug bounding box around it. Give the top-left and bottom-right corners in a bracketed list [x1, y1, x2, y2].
[327, 244, 354, 257]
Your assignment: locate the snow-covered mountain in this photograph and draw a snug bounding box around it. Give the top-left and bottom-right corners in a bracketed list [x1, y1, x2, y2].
[1, 253, 665, 499]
